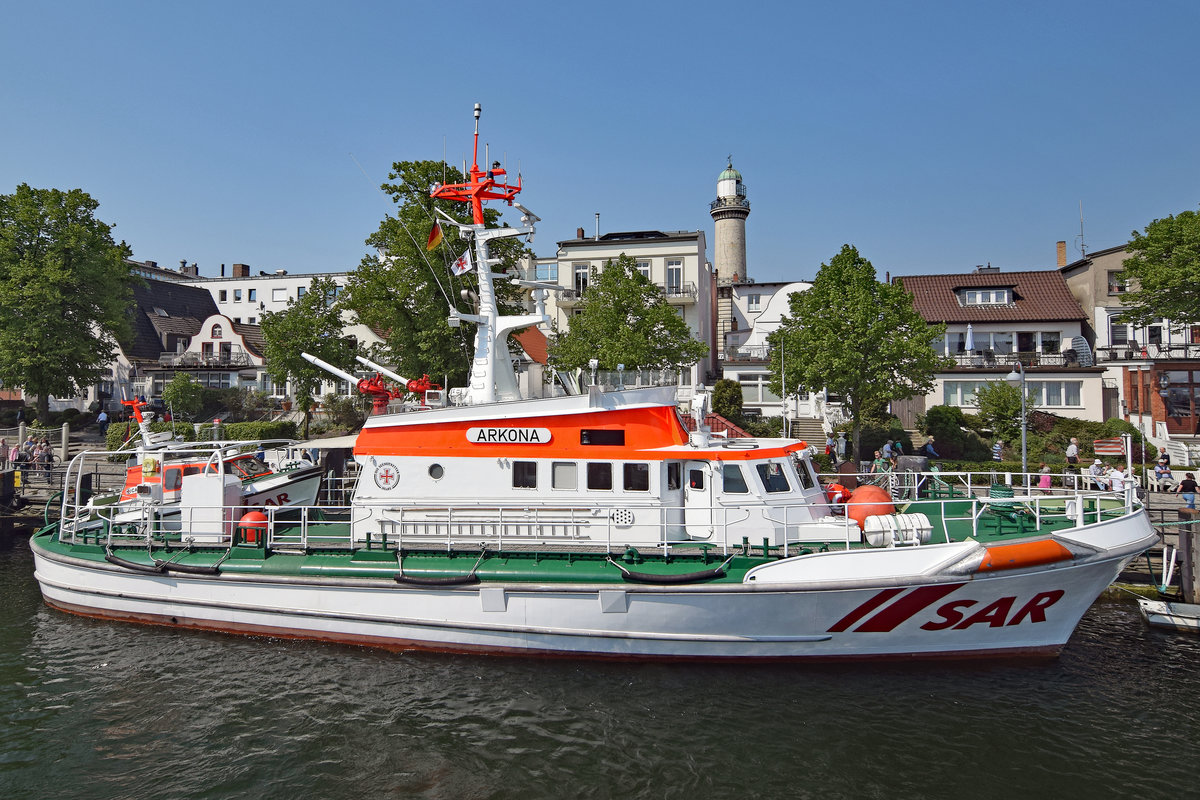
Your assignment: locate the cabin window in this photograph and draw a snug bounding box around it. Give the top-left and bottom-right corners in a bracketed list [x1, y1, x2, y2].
[587, 463, 613, 490]
[623, 463, 650, 492]
[513, 460, 537, 489]
[164, 468, 182, 491]
[722, 464, 749, 493]
[666, 462, 682, 491]
[688, 469, 705, 490]
[552, 462, 577, 489]
[756, 462, 792, 493]
[793, 459, 816, 490]
[581, 429, 625, 446]
[428, 464, 444, 480]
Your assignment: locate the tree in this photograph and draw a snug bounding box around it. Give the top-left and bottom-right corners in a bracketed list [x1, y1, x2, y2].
[0, 184, 135, 419]
[1118, 209, 1200, 326]
[548, 254, 708, 371]
[340, 160, 527, 388]
[260, 276, 359, 438]
[712, 378, 744, 421]
[162, 372, 204, 420]
[768, 245, 951, 461]
[972, 380, 1032, 444]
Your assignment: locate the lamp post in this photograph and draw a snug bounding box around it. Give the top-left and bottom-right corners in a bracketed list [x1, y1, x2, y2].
[1004, 361, 1027, 483]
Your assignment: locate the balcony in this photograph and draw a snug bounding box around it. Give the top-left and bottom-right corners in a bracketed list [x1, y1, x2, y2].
[1096, 343, 1200, 362]
[661, 282, 697, 303]
[158, 349, 253, 369]
[948, 351, 1080, 369]
[721, 344, 770, 363]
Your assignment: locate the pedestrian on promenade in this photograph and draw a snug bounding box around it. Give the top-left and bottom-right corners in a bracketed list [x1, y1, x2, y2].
[1037, 462, 1052, 493]
[992, 440, 1003, 461]
[97, 409, 109, 437]
[1175, 473, 1198, 509]
[922, 436, 940, 458]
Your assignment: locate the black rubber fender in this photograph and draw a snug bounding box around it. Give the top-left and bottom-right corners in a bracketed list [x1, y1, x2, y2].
[394, 573, 481, 586]
[105, 553, 166, 574]
[618, 566, 726, 585]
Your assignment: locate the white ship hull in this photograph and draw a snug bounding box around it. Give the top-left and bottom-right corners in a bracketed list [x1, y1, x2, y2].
[32, 520, 1153, 660]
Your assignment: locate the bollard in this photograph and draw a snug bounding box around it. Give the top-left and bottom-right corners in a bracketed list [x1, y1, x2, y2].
[1179, 508, 1200, 604]
[60, 422, 69, 463]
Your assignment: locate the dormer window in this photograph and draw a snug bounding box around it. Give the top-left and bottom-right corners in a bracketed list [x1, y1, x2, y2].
[962, 288, 1010, 305]
[211, 324, 223, 339]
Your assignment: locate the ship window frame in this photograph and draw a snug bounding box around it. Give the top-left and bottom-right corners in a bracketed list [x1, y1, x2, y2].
[551, 461, 577, 490]
[623, 462, 650, 492]
[428, 464, 444, 480]
[722, 463, 750, 494]
[587, 462, 613, 491]
[756, 461, 792, 493]
[512, 460, 537, 489]
[666, 462, 682, 491]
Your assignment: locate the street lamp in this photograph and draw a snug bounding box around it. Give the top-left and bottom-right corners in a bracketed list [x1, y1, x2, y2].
[1004, 361, 1027, 482]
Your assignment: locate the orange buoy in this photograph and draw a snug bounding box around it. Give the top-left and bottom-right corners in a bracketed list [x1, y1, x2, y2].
[846, 484, 894, 529]
[238, 510, 269, 544]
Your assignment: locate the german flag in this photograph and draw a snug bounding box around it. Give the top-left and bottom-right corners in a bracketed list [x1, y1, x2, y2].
[426, 222, 443, 251]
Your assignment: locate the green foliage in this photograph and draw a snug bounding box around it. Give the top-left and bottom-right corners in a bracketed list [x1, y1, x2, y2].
[920, 405, 992, 460]
[318, 393, 367, 433]
[768, 245, 951, 461]
[0, 184, 135, 419]
[162, 373, 205, 419]
[1118, 208, 1200, 326]
[196, 420, 298, 442]
[739, 415, 784, 438]
[856, 419, 914, 459]
[340, 160, 527, 388]
[711, 379, 744, 420]
[260, 275, 359, 438]
[548, 254, 708, 371]
[972, 380, 1033, 443]
[106, 420, 195, 451]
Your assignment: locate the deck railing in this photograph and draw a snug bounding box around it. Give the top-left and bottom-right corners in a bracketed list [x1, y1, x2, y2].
[56, 452, 1144, 560]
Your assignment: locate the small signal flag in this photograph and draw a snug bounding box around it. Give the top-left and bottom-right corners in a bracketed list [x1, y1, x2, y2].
[426, 222, 444, 251]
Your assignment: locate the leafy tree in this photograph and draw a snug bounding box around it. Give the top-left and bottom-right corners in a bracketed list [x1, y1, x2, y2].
[1118, 208, 1200, 326]
[711, 378, 744, 421]
[162, 372, 204, 419]
[0, 184, 135, 419]
[260, 276, 359, 438]
[768, 245, 951, 461]
[972, 380, 1033, 444]
[340, 160, 527, 387]
[548, 254, 708, 371]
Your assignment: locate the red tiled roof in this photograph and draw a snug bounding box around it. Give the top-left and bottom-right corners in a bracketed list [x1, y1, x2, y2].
[895, 270, 1087, 323]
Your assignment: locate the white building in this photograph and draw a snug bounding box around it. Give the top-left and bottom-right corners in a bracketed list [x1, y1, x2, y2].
[528, 229, 715, 385]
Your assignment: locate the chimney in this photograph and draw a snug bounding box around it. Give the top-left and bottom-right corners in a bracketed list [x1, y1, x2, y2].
[220, 263, 225, 277]
[182, 263, 199, 277]
[145, 260, 157, 269]
[594, 212, 600, 240]
[233, 263, 250, 278]
[576, 227, 585, 240]
[179, 260, 187, 271]
[1056, 240, 1067, 267]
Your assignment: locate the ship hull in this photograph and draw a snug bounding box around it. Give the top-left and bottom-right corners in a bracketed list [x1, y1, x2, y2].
[31, 522, 1153, 661]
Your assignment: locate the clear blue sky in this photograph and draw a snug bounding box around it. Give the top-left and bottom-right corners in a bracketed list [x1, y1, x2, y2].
[3, 1, 1197, 283]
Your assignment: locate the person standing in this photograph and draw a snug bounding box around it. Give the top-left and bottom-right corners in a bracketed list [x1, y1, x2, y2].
[1065, 437, 1079, 466]
[1175, 473, 1198, 509]
[825, 434, 834, 458]
[992, 440, 1003, 461]
[97, 409, 109, 437]
[923, 436, 941, 458]
[1037, 462, 1052, 493]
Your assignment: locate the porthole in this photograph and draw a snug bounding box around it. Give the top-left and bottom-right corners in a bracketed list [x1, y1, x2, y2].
[428, 464, 444, 480]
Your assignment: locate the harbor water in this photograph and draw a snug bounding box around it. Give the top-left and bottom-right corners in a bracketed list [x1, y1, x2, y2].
[2, 522, 1197, 800]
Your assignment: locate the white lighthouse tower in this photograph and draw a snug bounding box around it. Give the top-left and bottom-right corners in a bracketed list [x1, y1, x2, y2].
[709, 159, 750, 283]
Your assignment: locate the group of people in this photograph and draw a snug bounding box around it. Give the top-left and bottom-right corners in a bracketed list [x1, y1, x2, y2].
[1, 435, 55, 479]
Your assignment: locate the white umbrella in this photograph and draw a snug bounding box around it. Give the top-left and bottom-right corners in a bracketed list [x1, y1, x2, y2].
[965, 324, 975, 352]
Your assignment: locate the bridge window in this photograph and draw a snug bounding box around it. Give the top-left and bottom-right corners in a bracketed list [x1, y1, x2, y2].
[512, 461, 537, 489]
[756, 462, 792, 493]
[552, 461, 576, 490]
[581, 429, 624, 446]
[667, 462, 681, 491]
[722, 464, 749, 493]
[587, 463, 613, 490]
[623, 463, 649, 492]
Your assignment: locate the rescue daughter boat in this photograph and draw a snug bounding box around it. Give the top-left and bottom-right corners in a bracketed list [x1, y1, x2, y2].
[30, 108, 1157, 660]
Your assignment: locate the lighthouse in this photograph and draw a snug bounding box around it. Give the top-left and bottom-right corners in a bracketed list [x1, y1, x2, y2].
[709, 159, 750, 283]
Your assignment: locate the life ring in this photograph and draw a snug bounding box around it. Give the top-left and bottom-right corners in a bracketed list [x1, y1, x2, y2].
[142, 457, 159, 476]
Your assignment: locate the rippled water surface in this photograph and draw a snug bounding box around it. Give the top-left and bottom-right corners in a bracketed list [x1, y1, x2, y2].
[2, 527, 1197, 800]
